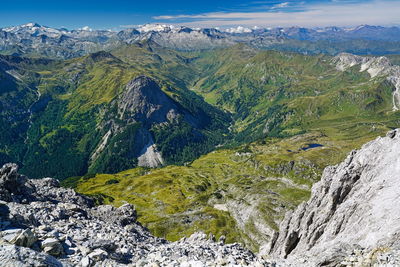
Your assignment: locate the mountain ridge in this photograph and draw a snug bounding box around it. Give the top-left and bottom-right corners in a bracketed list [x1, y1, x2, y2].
[2, 23, 400, 59]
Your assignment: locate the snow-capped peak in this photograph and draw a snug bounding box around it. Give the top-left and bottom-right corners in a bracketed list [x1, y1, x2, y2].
[23, 22, 41, 28]
[1, 22, 69, 38]
[138, 24, 175, 33]
[344, 25, 372, 32]
[3, 22, 40, 32]
[79, 26, 93, 32]
[224, 26, 252, 34]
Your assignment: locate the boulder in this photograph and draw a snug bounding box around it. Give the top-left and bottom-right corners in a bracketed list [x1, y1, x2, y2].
[1, 228, 23, 243]
[0, 164, 34, 202]
[0, 244, 65, 267]
[13, 229, 37, 248]
[41, 238, 64, 256]
[90, 203, 137, 227]
[88, 248, 108, 261]
[80, 256, 93, 267]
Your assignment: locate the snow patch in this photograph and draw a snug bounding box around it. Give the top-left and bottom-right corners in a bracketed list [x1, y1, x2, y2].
[79, 26, 92, 32]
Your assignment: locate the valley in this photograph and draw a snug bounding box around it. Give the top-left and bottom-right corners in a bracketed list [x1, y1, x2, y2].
[1, 22, 400, 266]
[60, 46, 400, 252]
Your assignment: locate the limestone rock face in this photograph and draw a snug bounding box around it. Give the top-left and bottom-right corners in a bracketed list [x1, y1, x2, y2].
[267, 129, 400, 266]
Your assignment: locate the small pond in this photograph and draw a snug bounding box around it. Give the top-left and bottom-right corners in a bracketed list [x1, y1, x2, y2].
[301, 143, 324, 151]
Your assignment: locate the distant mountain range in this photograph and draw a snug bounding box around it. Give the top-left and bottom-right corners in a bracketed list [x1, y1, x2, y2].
[1, 23, 400, 58]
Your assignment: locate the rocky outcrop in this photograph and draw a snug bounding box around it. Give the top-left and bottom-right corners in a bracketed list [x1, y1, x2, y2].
[116, 76, 186, 126]
[0, 163, 267, 266]
[265, 129, 400, 266]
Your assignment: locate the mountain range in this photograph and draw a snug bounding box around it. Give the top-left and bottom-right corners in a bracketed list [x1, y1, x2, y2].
[2, 23, 400, 59]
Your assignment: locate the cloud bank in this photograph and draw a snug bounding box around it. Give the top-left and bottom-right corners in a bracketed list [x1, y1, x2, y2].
[153, 0, 400, 28]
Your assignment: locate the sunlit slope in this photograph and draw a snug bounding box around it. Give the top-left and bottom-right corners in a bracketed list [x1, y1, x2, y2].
[191, 45, 398, 143]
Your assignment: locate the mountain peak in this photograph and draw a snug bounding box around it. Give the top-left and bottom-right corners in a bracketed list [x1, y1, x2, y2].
[138, 24, 174, 33]
[22, 22, 41, 28]
[86, 51, 121, 63]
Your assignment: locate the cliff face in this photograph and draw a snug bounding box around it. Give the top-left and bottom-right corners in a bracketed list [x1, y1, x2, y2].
[116, 76, 183, 126]
[266, 129, 400, 266]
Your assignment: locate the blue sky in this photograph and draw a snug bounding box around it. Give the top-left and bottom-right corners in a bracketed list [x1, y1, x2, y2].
[0, 0, 399, 29]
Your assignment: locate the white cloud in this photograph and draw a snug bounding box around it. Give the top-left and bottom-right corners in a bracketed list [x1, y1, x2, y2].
[152, 0, 400, 28]
[271, 2, 290, 9]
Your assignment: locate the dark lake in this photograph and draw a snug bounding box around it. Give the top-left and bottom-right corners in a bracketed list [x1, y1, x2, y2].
[301, 143, 324, 151]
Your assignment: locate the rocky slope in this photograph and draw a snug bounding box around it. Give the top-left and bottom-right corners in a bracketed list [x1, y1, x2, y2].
[0, 163, 267, 266]
[264, 129, 400, 266]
